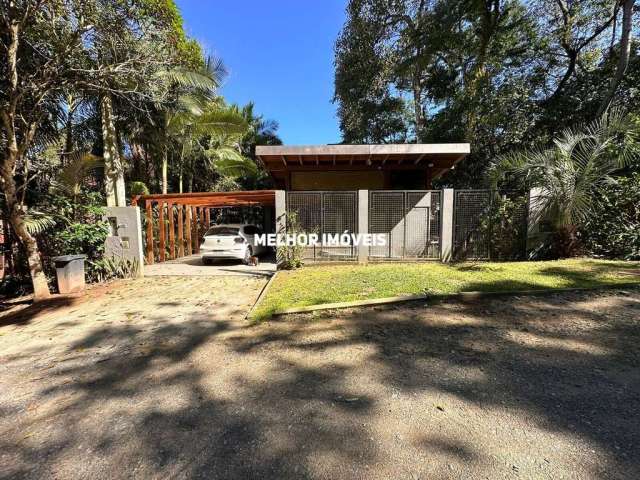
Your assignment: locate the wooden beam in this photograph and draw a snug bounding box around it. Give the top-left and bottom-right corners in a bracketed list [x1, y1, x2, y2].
[298, 155, 303, 166]
[332, 155, 336, 166]
[185, 206, 192, 255]
[158, 201, 166, 262]
[267, 164, 432, 172]
[281, 155, 287, 166]
[315, 155, 319, 165]
[145, 200, 154, 264]
[205, 208, 210, 230]
[168, 202, 175, 260]
[382, 154, 389, 165]
[414, 153, 426, 165]
[177, 204, 184, 258]
[137, 190, 276, 201]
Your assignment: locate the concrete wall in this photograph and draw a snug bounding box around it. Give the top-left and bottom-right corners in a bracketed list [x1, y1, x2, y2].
[103, 206, 144, 276]
[291, 171, 385, 191]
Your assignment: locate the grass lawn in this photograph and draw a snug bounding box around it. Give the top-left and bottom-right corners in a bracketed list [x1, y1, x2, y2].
[250, 258, 640, 321]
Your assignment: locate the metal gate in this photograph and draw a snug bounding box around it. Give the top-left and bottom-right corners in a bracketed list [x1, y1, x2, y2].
[369, 190, 441, 259]
[286, 191, 358, 260]
[453, 190, 528, 260]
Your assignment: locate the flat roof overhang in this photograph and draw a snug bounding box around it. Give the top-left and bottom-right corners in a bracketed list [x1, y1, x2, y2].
[256, 143, 470, 177]
[132, 190, 276, 208]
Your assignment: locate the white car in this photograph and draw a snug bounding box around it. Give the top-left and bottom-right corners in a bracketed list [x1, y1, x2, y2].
[200, 224, 267, 265]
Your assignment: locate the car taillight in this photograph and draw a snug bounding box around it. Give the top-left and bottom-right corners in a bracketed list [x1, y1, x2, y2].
[234, 237, 245, 243]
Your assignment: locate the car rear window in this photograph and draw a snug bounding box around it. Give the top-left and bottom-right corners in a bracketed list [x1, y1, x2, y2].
[205, 226, 239, 236]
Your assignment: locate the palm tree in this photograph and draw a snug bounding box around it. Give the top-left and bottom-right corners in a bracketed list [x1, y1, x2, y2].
[168, 98, 249, 192]
[155, 55, 227, 193]
[490, 109, 639, 256]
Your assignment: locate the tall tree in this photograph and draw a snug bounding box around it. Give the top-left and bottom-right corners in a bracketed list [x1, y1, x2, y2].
[0, 0, 185, 298]
[597, 0, 636, 115]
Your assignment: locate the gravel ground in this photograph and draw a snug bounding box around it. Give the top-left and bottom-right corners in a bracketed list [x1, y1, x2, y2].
[0, 278, 638, 480]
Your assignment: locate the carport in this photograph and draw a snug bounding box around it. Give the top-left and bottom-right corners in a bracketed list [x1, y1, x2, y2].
[131, 190, 276, 275]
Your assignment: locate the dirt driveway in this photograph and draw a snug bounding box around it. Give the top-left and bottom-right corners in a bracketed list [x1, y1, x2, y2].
[0, 278, 638, 479]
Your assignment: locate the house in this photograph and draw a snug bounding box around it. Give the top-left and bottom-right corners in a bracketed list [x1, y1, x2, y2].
[255, 144, 470, 190]
[255, 143, 472, 262]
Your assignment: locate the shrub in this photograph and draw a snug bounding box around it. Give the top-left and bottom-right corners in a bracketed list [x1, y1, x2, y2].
[38, 191, 110, 284]
[581, 172, 640, 260]
[276, 211, 305, 270]
[478, 194, 528, 260]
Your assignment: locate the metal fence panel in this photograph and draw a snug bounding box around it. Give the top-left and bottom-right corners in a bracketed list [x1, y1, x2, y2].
[286, 191, 358, 261]
[369, 191, 441, 259]
[453, 190, 528, 261]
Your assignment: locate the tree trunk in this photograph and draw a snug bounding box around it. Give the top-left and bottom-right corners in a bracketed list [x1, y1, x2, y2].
[162, 149, 168, 194]
[597, 0, 635, 116]
[412, 69, 425, 142]
[1, 159, 50, 300]
[161, 112, 169, 194]
[100, 95, 126, 206]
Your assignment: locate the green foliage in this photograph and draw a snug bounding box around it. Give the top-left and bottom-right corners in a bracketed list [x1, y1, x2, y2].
[492, 109, 639, 226]
[334, 0, 638, 186]
[37, 191, 110, 283]
[88, 257, 140, 283]
[276, 212, 305, 270]
[54, 152, 103, 199]
[477, 195, 528, 260]
[129, 181, 150, 196]
[250, 259, 640, 321]
[581, 172, 640, 260]
[23, 210, 59, 236]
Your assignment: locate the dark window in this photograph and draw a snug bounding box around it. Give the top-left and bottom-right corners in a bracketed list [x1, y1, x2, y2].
[390, 170, 425, 190]
[243, 225, 257, 235]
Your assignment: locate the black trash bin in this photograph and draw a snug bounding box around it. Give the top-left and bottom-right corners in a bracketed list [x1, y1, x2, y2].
[52, 254, 87, 294]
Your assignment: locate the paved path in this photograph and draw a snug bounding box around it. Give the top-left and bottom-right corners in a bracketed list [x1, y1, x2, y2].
[144, 254, 276, 277]
[1, 281, 639, 479]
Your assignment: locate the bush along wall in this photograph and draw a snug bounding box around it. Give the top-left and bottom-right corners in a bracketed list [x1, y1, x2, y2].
[581, 172, 640, 260]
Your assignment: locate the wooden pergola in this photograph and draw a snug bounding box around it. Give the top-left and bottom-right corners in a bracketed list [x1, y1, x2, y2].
[132, 190, 275, 264]
[256, 143, 470, 190]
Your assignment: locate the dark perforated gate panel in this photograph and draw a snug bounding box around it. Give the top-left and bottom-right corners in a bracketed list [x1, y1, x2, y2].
[286, 191, 358, 260]
[453, 190, 528, 261]
[369, 191, 441, 259]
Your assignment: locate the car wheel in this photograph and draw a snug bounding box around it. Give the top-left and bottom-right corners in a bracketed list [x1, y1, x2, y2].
[243, 246, 252, 265]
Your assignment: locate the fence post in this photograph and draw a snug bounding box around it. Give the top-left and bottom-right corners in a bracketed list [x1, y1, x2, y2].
[104, 206, 145, 277]
[275, 190, 286, 232]
[357, 190, 369, 264]
[441, 189, 454, 262]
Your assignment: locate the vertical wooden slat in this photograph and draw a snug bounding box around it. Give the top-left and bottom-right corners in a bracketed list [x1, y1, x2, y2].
[199, 208, 205, 250]
[194, 207, 200, 253]
[177, 204, 184, 258]
[145, 200, 154, 264]
[168, 201, 175, 260]
[186, 206, 192, 256]
[158, 201, 166, 262]
[205, 208, 210, 230]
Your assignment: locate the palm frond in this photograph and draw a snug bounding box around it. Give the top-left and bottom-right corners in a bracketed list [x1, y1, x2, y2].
[23, 210, 57, 235]
[54, 152, 103, 197]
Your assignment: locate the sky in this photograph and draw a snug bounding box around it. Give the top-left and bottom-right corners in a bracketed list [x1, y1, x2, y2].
[175, 0, 348, 145]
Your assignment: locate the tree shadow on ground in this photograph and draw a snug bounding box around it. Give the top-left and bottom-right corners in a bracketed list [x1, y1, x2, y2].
[231, 288, 640, 478]
[2, 285, 639, 479]
[0, 306, 376, 479]
[0, 295, 78, 327]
